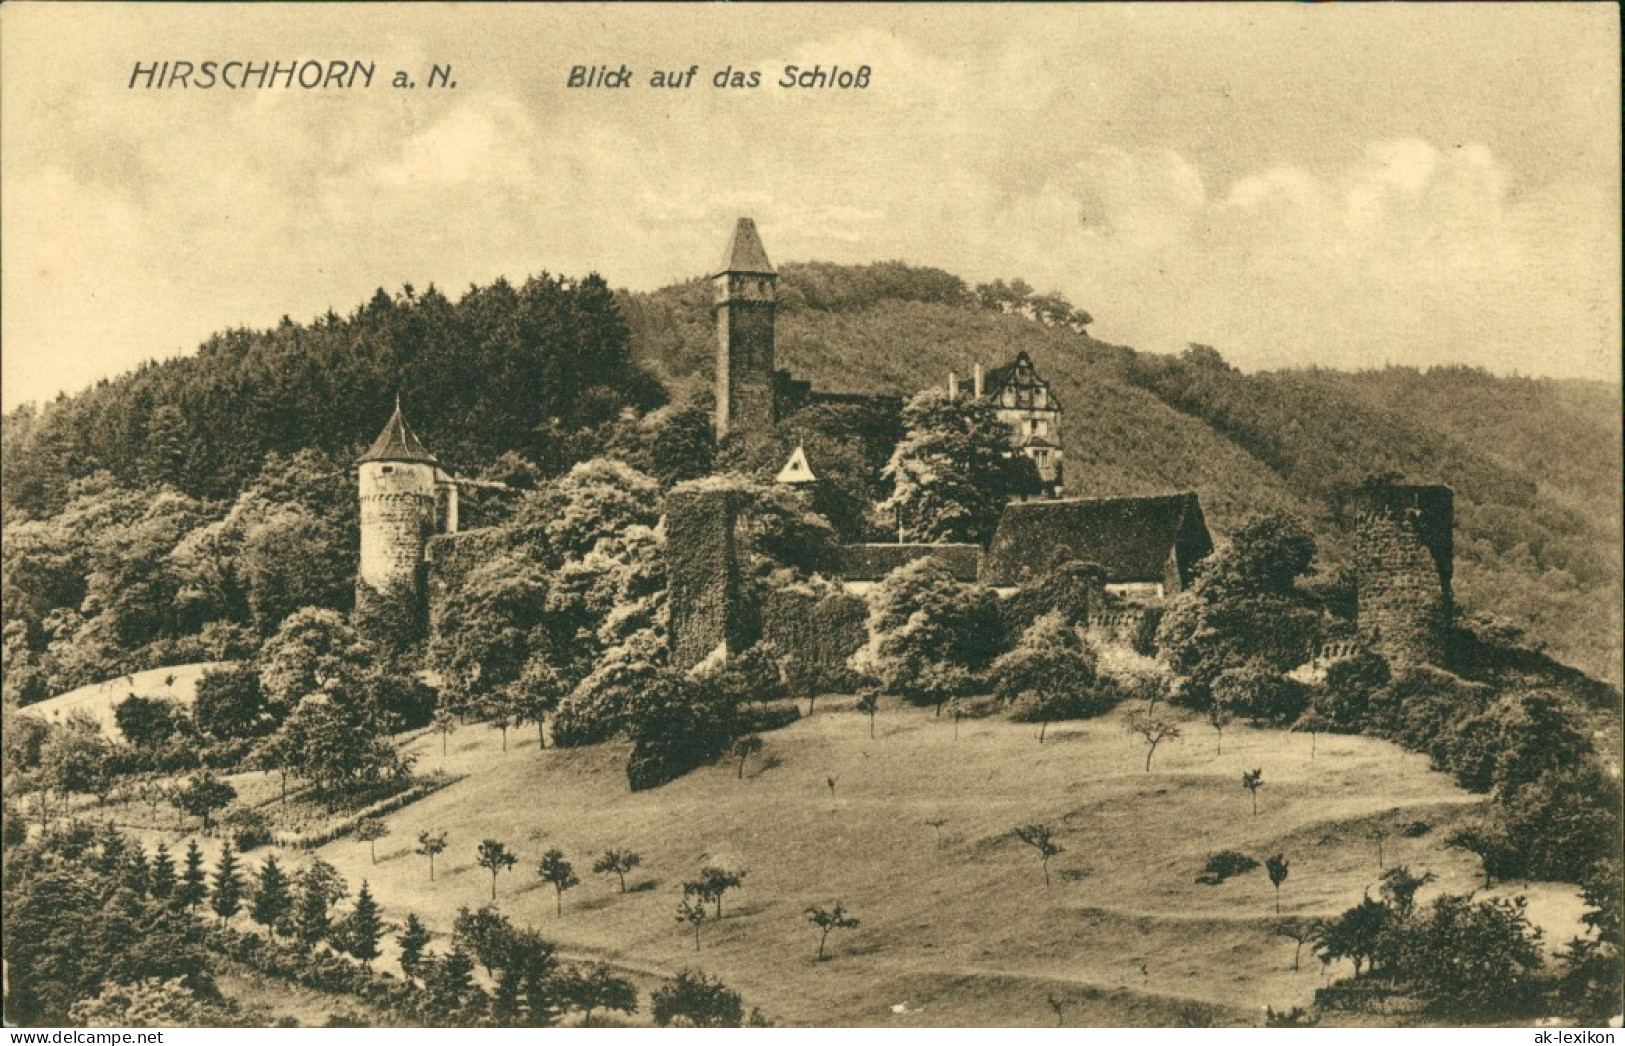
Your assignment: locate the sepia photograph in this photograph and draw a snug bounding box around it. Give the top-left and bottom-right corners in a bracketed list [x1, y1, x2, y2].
[1, 1, 1620, 1033]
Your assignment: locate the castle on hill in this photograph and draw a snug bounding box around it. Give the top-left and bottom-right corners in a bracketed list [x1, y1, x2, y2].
[356, 217, 1455, 671]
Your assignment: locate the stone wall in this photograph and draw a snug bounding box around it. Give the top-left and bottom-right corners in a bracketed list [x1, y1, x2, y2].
[1347, 484, 1453, 666]
[1084, 608, 1149, 648]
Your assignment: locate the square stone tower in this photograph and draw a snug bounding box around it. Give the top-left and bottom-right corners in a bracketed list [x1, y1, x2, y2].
[714, 217, 778, 450]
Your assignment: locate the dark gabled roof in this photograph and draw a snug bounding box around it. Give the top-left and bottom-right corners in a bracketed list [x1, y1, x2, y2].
[358, 400, 438, 465]
[982, 493, 1213, 588]
[717, 217, 776, 276]
[835, 543, 983, 583]
[982, 350, 1060, 410]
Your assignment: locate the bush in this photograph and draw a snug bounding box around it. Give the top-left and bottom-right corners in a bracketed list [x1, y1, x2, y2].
[1210, 662, 1310, 724]
[624, 670, 739, 791]
[223, 806, 273, 852]
[650, 970, 745, 1028]
[1406, 893, 1545, 1014]
[737, 702, 801, 734]
[1196, 851, 1258, 885]
[1095, 645, 1175, 706]
[1315, 650, 1391, 732]
[552, 631, 664, 748]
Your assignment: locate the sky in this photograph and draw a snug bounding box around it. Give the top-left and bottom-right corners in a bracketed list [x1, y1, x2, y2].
[2, 3, 1619, 410]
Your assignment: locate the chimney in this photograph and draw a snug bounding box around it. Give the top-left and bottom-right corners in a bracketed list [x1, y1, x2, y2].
[973, 363, 984, 398]
[948, 370, 959, 399]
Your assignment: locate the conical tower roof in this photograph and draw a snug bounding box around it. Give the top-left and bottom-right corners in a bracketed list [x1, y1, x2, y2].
[717, 216, 776, 276]
[358, 398, 439, 465]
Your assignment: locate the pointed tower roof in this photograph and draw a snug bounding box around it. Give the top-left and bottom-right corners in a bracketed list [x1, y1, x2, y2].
[358, 397, 439, 465]
[717, 217, 776, 276]
[774, 444, 818, 485]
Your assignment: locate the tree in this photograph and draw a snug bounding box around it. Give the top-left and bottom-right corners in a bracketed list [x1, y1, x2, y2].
[480, 689, 523, 751]
[354, 817, 390, 864]
[856, 689, 879, 739]
[538, 849, 580, 916]
[1274, 918, 1314, 971]
[113, 694, 188, 748]
[1368, 824, 1389, 870]
[192, 664, 271, 742]
[686, 865, 746, 919]
[559, 962, 638, 1027]
[150, 842, 177, 900]
[992, 612, 1103, 742]
[209, 840, 246, 923]
[1013, 824, 1064, 886]
[273, 676, 409, 806]
[417, 829, 449, 882]
[849, 558, 1002, 705]
[729, 734, 765, 779]
[1153, 513, 1323, 707]
[1293, 708, 1328, 760]
[174, 772, 237, 832]
[477, 839, 518, 901]
[432, 705, 459, 757]
[427, 552, 550, 724]
[422, 946, 480, 1021]
[651, 969, 744, 1027]
[512, 657, 568, 750]
[592, 849, 642, 894]
[1124, 710, 1181, 772]
[398, 913, 432, 984]
[251, 855, 294, 936]
[676, 897, 708, 951]
[805, 902, 860, 960]
[1312, 897, 1389, 977]
[1557, 859, 1623, 1023]
[878, 388, 1041, 543]
[341, 880, 386, 968]
[1242, 769, 1264, 816]
[258, 607, 374, 711]
[1265, 854, 1289, 913]
[1207, 700, 1235, 755]
[293, 858, 348, 951]
[451, 905, 516, 977]
[176, 840, 207, 911]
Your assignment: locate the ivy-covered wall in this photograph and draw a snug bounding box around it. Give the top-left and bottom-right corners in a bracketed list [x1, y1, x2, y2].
[760, 582, 868, 695]
[665, 485, 749, 670]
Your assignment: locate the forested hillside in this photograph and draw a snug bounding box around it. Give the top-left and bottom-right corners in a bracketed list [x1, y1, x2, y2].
[3, 260, 1619, 690]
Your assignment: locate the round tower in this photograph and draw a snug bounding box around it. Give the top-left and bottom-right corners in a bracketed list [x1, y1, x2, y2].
[356, 399, 439, 629]
[1346, 483, 1454, 666]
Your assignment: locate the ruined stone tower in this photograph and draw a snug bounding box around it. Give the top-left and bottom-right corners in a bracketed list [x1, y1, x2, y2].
[356, 399, 448, 632]
[714, 217, 778, 449]
[1347, 483, 1454, 666]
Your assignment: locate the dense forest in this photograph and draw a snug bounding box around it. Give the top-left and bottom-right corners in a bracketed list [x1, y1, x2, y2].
[2, 259, 1620, 696]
